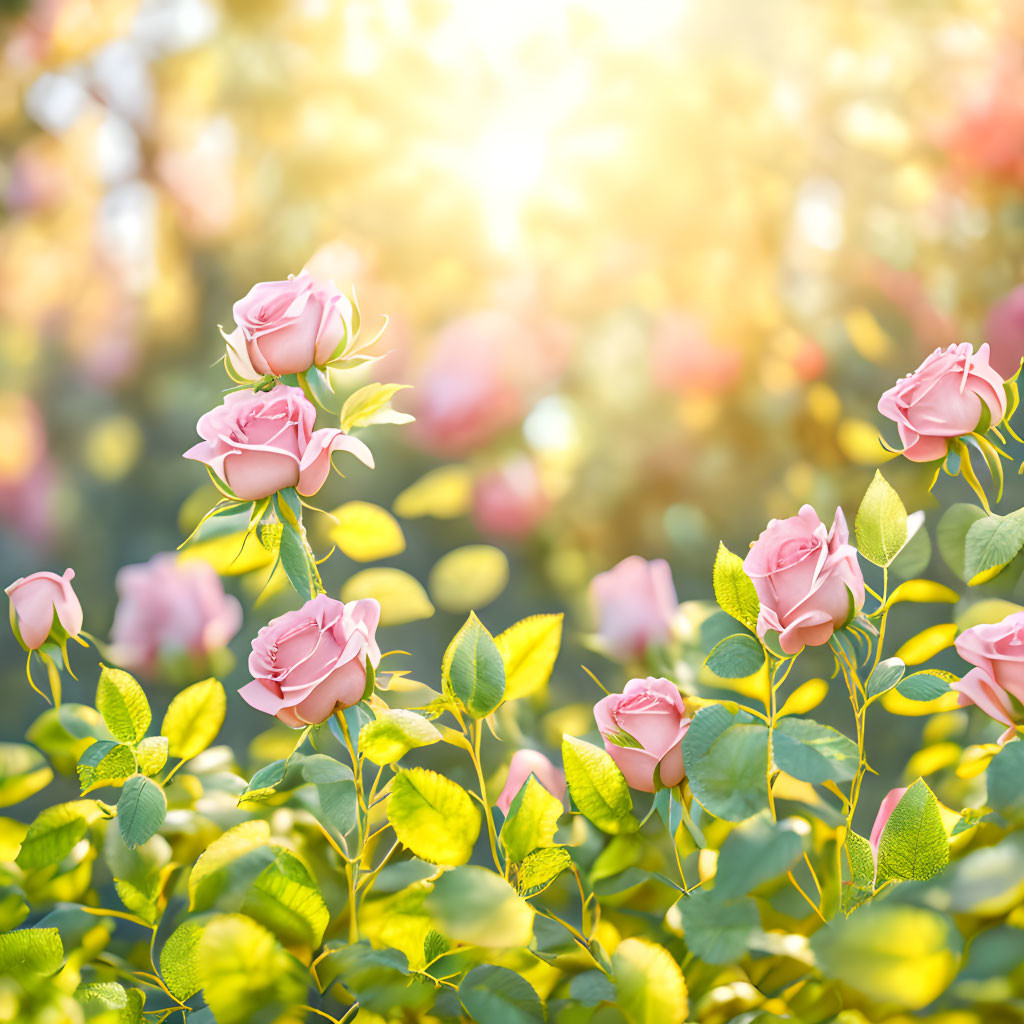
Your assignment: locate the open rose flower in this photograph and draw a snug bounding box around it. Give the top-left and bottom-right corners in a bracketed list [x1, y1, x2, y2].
[744, 505, 864, 656]
[594, 677, 690, 792]
[589, 556, 678, 662]
[225, 273, 355, 379]
[239, 594, 380, 727]
[6, 568, 83, 650]
[110, 554, 242, 676]
[953, 612, 1024, 744]
[185, 385, 372, 501]
[496, 749, 567, 815]
[877, 343, 1007, 463]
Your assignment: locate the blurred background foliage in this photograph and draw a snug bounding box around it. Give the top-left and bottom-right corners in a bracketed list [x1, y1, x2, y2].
[3, 0, 1024, 821]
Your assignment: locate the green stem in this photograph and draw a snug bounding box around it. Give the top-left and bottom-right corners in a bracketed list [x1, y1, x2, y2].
[469, 719, 502, 872]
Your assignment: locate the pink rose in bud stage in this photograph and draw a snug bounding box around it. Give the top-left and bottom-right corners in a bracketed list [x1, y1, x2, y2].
[952, 612, 1024, 744]
[225, 273, 355, 379]
[6, 569, 83, 650]
[472, 456, 550, 540]
[869, 786, 908, 863]
[985, 285, 1024, 380]
[184, 385, 372, 501]
[744, 505, 864, 656]
[594, 677, 691, 792]
[496, 749, 567, 815]
[110, 554, 243, 676]
[239, 594, 381, 727]
[589, 556, 678, 662]
[877, 343, 1007, 463]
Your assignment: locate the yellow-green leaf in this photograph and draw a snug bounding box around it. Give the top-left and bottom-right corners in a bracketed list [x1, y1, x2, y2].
[393, 465, 472, 519]
[160, 920, 204, 1002]
[161, 678, 226, 761]
[359, 710, 442, 766]
[429, 545, 509, 613]
[712, 542, 760, 632]
[388, 768, 481, 866]
[562, 735, 637, 834]
[612, 937, 689, 1024]
[856, 471, 909, 567]
[341, 568, 434, 625]
[328, 500, 406, 561]
[884, 579, 959, 609]
[339, 382, 413, 432]
[96, 666, 151, 744]
[16, 800, 105, 870]
[0, 743, 52, 807]
[424, 865, 534, 948]
[496, 614, 563, 701]
[442, 612, 506, 717]
[500, 775, 563, 864]
[894, 623, 957, 666]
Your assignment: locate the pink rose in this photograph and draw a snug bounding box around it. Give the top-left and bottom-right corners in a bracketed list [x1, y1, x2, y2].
[496, 749, 567, 815]
[472, 456, 550, 540]
[985, 285, 1024, 380]
[239, 594, 381, 727]
[184, 385, 372, 501]
[594, 677, 691, 792]
[869, 786, 908, 864]
[110, 554, 243, 676]
[952, 612, 1024, 744]
[744, 505, 864, 656]
[589, 556, 678, 661]
[650, 314, 741, 396]
[6, 568, 83, 650]
[225, 273, 355, 379]
[877, 343, 1007, 463]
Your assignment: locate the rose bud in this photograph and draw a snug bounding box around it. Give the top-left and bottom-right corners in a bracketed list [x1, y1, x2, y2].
[594, 676, 691, 792]
[110, 554, 242, 677]
[496, 749, 567, 815]
[6, 568, 83, 650]
[952, 611, 1024, 744]
[225, 273, 355, 379]
[184, 385, 372, 501]
[743, 505, 864, 656]
[589, 556, 679, 662]
[877, 342, 1007, 463]
[239, 594, 380, 727]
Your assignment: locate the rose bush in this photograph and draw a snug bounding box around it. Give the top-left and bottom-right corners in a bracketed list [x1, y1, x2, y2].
[4, 285, 1024, 1024]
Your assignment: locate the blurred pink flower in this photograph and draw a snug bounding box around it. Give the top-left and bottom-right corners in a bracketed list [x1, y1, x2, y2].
[589, 556, 678, 661]
[472, 456, 550, 539]
[496, 749, 566, 815]
[985, 285, 1024, 379]
[110, 554, 243, 676]
[650, 314, 741, 396]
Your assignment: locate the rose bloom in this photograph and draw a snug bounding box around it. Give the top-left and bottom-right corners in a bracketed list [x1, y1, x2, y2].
[6, 568, 83, 650]
[877, 343, 1007, 463]
[984, 284, 1024, 380]
[225, 273, 355, 379]
[594, 677, 691, 792]
[185, 385, 372, 501]
[953, 612, 1024, 744]
[472, 456, 550, 540]
[110, 554, 243, 676]
[239, 594, 381, 727]
[869, 786, 908, 864]
[589, 556, 678, 662]
[744, 505, 864, 656]
[496, 749, 567, 815]
[650, 314, 742, 396]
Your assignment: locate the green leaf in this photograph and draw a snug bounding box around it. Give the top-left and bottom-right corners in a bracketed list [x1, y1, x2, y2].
[160, 920, 204, 1002]
[117, 775, 167, 850]
[772, 718, 859, 784]
[339, 381, 413, 432]
[359, 709, 442, 766]
[0, 742, 52, 807]
[243, 848, 330, 948]
[442, 612, 506, 717]
[517, 847, 572, 897]
[189, 821, 276, 912]
[712, 542, 760, 632]
[238, 759, 288, 804]
[842, 830, 876, 913]
[75, 981, 142, 1020]
[561, 735, 637, 834]
[896, 670, 955, 702]
[315, 941, 434, 1015]
[705, 633, 765, 679]
[570, 970, 617, 1006]
[713, 813, 805, 899]
[96, 665, 151, 744]
[810, 902, 961, 1008]
[495, 613, 563, 701]
[424, 865, 534, 948]
[987, 741, 1024, 822]
[937, 503, 987, 579]
[77, 740, 135, 792]
[0, 927, 63, 979]
[136, 736, 169, 777]
[676, 889, 758, 964]
[161, 678, 226, 761]
[500, 775, 563, 864]
[865, 657, 905, 700]
[876, 778, 949, 883]
[16, 800, 105, 869]
[681, 706, 768, 821]
[279, 519, 314, 601]
[301, 755, 358, 836]
[459, 965, 544, 1024]
[855, 470, 908, 567]
[198, 914, 307, 1024]
[612, 936, 689, 1024]
[964, 512, 1024, 582]
[388, 768, 481, 865]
